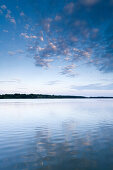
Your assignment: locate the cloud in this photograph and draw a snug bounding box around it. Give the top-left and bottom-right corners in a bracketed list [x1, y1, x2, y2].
[0, 9, 3, 14]
[71, 83, 113, 90]
[16, 49, 24, 54]
[64, 2, 75, 14]
[55, 15, 62, 21]
[40, 36, 44, 41]
[8, 50, 24, 56]
[1, 7, 16, 24]
[21, 33, 37, 39]
[1, 5, 7, 9]
[0, 79, 21, 84]
[24, 24, 30, 30]
[8, 51, 16, 56]
[60, 64, 77, 77]
[42, 18, 52, 32]
[5, 9, 11, 19]
[20, 12, 25, 16]
[46, 80, 61, 85]
[35, 56, 53, 68]
[22, 0, 113, 73]
[10, 18, 16, 24]
[27, 40, 58, 68]
[3, 29, 8, 32]
[79, 0, 100, 6]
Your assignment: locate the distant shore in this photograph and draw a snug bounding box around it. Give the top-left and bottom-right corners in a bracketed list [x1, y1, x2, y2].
[0, 94, 113, 99]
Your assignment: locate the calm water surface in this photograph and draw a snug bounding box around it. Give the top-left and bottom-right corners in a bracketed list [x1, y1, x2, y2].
[0, 99, 113, 170]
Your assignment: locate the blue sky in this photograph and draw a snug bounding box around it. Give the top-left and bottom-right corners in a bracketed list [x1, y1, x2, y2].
[0, 0, 113, 96]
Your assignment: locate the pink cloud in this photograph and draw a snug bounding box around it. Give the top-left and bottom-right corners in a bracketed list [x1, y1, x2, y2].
[64, 2, 75, 14]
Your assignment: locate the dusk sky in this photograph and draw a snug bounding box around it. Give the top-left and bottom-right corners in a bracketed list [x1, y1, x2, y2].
[0, 0, 113, 96]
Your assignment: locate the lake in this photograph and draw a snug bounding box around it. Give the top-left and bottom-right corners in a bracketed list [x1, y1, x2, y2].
[0, 99, 113, 170]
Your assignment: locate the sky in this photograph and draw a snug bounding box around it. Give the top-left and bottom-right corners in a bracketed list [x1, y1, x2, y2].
[0, 0, 113, 96]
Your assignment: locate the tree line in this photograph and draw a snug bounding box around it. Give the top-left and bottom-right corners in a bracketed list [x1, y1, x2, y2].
[0, 94, 112, 99]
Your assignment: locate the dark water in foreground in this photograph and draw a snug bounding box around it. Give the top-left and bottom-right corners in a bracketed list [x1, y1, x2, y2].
[0, 99, 113, 170]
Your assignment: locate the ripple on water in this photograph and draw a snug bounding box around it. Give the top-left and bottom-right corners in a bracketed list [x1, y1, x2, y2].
[0, 99, 113, 170]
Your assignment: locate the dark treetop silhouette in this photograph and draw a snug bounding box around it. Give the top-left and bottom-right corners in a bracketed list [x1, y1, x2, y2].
[0, 94, 113, 99]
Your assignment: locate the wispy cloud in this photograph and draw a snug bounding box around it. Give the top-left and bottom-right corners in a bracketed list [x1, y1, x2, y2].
[79, 0, 100, 6]
[3, 29, 8, 32]
[71, 83, 113, 90]
[0, 79, 21, 84]
[1, 5, 7, 9]
[8, 50, 24, 56]
[20, 12, 25, 16]
[46, 80, 61, 85]
[8, 51, 16, 56]
[64, 2, 75, 14]
[60, 64, 78, 77]
[0, 9, 3, 14]
[35, 56, 53, 68]
[55, 15, 62, 21]
[21, 33, 37, 39]
[10, 18, 16, 24]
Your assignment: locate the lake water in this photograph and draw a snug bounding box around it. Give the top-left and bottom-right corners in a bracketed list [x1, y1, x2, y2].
[0, 99, 113, 170]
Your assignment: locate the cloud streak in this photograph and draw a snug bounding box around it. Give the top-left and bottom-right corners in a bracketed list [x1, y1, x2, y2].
[8, 50, 24, 56]
[71, 83, 113, 90]
[0, 79, 21, 84]
[21, 33, 37, 39]
[46, 80, 61, 85]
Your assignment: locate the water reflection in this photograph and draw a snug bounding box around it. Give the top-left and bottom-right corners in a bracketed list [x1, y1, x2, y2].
[0, 99, 113, 170]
